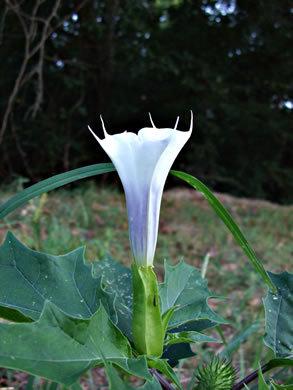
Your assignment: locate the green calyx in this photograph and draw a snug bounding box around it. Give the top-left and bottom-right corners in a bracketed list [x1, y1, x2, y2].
[131, 263, 164, 357]
[194, 358, 237, 390]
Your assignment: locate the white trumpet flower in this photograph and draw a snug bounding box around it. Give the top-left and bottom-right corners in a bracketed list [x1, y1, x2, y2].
[89, 113, 193, 267]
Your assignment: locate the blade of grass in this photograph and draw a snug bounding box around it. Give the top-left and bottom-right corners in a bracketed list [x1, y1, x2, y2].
[219, 322, 263, 359]
[0, 163, 116, 220]
[201, 252, 210, 279]
[87, 369, 96, 390]
[70, 382, 83, 390]
[25, 375, 36, 390]
[177, 359, 185, 380]
[47, 382, 59, 390]
[239, 346, 246, 381]
[252, 340, 264, 370]
[215, 325, 228, 346]
[170, 170, 277, 293]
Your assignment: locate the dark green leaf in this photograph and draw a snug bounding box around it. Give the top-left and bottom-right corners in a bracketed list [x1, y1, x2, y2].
[162, 320, 217, 365]
[162, 343, 195, 368]
[164, 330, 219, 346]
[0, 164, 116, 220]
[0, 302, 151, 386]
[271, 380, 293, 389]
[170, 170, 276, 293]
[0, 305, 33, 323]
[159, 260, 223, 365]
[173, 320, 219, 333]
[266, 358, 293, 369]
[159, 260, 225, 329]
[264, 271, 293, 357]
[0, 232, 116, 322]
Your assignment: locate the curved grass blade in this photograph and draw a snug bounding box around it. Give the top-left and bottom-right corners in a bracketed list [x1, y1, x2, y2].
[170, 170, 276, 293]
[0, 163, 116, 220]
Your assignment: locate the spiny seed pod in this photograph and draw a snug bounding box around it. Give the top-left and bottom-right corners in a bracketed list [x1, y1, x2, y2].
[194, 357, 237, 390]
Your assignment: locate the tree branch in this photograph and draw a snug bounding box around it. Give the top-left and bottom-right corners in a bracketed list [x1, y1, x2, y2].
[0, 0, 88, 143]
[10, 113, 34, 179]
[0, 4, 9, 44]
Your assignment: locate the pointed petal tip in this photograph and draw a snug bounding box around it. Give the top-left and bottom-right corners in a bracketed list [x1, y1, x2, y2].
[173, 111, 193, 133]
[99, 115, 108, 137]
[87, 124, 94, 134]
[148, 112, 156, 128]
[189, 110, 193, 132]
[174, 116, 180, 130]
[88, 124, 102, 142]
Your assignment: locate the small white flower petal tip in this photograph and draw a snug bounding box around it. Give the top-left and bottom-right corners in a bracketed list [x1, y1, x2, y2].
[148, 113, 156, 128]
[88, 125, 101, 142]
[174, 116, 179, 130]
[189, 110, 193, 132]
[99, 115, 108, 137]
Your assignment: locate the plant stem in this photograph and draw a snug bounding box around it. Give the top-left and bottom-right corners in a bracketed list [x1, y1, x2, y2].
[233, 356, 293, 389]
[149, 369, 176, 390]
[232, 368, 261, 389]
[232, 362, 275, 389]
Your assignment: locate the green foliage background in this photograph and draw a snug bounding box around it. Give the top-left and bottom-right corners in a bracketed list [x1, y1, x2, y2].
[0, 0, 292, 203]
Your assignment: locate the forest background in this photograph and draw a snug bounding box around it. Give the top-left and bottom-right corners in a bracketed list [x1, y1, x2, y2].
[0, 0, 292, 204]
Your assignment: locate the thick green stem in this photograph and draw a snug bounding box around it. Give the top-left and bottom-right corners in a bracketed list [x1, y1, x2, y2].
[131, 263, 163, 357]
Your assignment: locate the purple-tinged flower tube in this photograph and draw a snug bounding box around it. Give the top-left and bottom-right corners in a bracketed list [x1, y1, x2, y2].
[89, 113, 192, 267]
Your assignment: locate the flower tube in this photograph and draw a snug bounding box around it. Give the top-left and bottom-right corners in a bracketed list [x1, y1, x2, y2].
[89, 113, 193, 267]
[89, 113, 192, 356]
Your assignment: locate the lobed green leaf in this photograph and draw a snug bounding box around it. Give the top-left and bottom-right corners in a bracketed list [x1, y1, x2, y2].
[0, 232, 116, 322]
[159, 260, 225, 329]
[0, 302, 152, 386]
[264, 271, 293, 357]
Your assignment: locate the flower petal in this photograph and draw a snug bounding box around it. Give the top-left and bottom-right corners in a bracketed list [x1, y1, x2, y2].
[89, 113, 193, 266]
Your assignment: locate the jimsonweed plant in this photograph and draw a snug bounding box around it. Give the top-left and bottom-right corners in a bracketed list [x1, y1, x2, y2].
[89, 113, 192, 358]
[0, 113, 292, 390]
